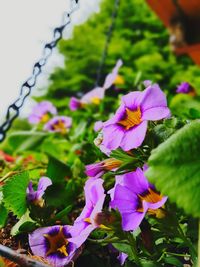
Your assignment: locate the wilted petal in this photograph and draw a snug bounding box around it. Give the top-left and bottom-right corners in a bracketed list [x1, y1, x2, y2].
[85, 162, 105, 179]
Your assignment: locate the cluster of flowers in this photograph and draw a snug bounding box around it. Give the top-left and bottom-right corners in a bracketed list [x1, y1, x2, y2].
[28, 101, 72, 134]
[69, 59, 123, 111]
[28, 60, 123, 136]
[26, 80, 171, 267]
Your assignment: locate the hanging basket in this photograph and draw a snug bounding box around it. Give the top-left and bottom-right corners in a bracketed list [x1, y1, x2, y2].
[146, 0, 200, 65]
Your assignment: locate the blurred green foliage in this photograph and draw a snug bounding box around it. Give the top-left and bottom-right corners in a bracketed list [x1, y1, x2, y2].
[42, 0, 200, 106]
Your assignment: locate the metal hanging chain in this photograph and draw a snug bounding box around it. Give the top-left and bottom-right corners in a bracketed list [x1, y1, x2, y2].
[95, 0, 120, 87]
[0, 0, 80, 142]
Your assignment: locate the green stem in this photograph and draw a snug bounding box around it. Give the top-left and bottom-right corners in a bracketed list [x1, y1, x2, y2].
[177, 224, 197, 262]
[127, 233, 142, 267]
[198, 219, 200, 267]
[165, 251, 191, 258]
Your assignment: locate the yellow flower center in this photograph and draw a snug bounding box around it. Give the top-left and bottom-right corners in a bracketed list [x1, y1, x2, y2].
[84, 217, 111, 230]
[43, 226, 69, 257]
[41, 113, 50, 123]
[84, 217, 92, 224]
[118, 107, 142, 130]
[137, 188, 163, 213]
[90, 97, 101, 105]
[114, 75, 124, 85]
[52, 120, 67, 134]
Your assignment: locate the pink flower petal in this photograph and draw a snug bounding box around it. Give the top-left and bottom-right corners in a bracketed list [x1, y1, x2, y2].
[120, 121, 147, 151]
[103, 59, 123, 89]
[142, 106, 170, 121]
[69, 224, 95, 248]
[102, 124, 124, 150]
[139, 84, 169, 116]
[121, 209, 147, 231]
[147, 196, 168, 210]
[122, 91, 142, 110]
[81, 87, 105, 104]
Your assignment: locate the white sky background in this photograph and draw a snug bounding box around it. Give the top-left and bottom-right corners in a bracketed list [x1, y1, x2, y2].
[0, 0, 102, 122]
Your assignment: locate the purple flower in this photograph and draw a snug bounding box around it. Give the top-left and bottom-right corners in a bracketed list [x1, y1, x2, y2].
[176, 82, 190, 94]
[102, 59, 123, 90]
[85, 158, 122, 179]
[101, 84, 170, 151]
[108, 245, 128, 266]
[118, 252, 128, 266]
[27, 177, 52, 207]
[69, 97, 82, 111]
[69, 178, 106, 247]
[110, 168, 167, 231]
[94, 121, 104, 132]
[29, 225, 77, 267]
[143, 80, 152, 87]
[69, 60, 123, 111]
[44, 116, 72, 134]
[28, 101, 57, 124]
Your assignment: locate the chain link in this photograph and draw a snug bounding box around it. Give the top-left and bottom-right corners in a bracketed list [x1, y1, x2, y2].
[0, 0, 80, 142]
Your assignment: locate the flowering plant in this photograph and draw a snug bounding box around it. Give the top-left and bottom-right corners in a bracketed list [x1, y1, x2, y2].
[0, 58, 199, 267]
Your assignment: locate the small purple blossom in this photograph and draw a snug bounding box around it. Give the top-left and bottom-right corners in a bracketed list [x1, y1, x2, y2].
[118, 252, 128, 266]
[108, 245, 128, 266]
[69, 178, 106, 247]
[85, 158, 122, 179]
[44, 116, 72, 134]
[69, 97, 82, 111]
[27, 177, 52, 206]
[143, 80, 152, 87]
[69, 60, 123, 111]
[29, 225, 77, 267]
[101, 84, 170, 151]
[176, 82, 190, 94]
[28, 101, 57, 124]
[110, 168, 167, 231]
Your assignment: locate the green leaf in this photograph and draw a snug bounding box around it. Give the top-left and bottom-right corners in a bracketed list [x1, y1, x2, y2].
[0, 204, 8, 228]
[140, 260, 157, 267]
[189, 108, 200, 119]
[163, 256, 182, 266]
[65, 179, 81, 205]
[112, 243, 135, 261]
[54, 205, 72, 220]
[45, 183, 68, 207]
[19, 222, 37, 233]
[46, 156, 71, 182]
[110, 149, 134, 162]
[7, 131, 47, 153]
[3, 171, 30, 218]
[170, 94, 200, 119]
[146, 121, 200, 217]
[11, 211, 35, 235]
